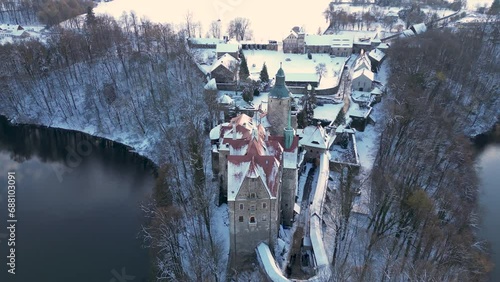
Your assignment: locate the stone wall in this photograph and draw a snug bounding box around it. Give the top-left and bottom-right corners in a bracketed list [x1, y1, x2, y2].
[229, 176, 280, 269]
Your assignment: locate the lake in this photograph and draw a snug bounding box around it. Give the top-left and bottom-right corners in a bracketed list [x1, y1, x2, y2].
[476, 123, 500, 281]
[0, 116, 154, 282]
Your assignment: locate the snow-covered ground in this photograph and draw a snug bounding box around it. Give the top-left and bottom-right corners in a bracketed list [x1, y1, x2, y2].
[0, 24, 48, 45]
[314, 102, 344, 122]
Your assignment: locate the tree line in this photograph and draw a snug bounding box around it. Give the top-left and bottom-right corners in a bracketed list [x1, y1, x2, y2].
[0, 10, 232, 280]
[0, 0, 93, 25]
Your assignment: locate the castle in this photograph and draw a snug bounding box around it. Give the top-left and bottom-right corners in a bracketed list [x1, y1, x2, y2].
[210, 67, 299, 269]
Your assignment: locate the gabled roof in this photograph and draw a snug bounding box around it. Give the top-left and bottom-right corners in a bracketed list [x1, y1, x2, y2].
[368, 49, 385, 62]
[352, 68, 374, 81]
[217, 94, 233, 104]
[204, 78, 217, 90]
[353, 53, 372, 72]
[371, 87, 383, 95]
[299, 125, 330, 150]
[285, 30, 298, 39]
[227, 153, 281, 201]
[211, 53, 237, 72]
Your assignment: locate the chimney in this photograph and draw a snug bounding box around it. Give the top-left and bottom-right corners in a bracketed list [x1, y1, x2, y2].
[232, 123, 237, 140]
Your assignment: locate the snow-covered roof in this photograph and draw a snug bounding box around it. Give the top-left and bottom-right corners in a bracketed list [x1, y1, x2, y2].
[217, 94, 233, 104]
[304, 34, 335, 46]
[204, 78, 217, 90]
[331, 36, 353, 48]
[371, 87, 383, 95]
[299, 125, 330, 150]
[227, 154, 280, 201]
[353, 54, 372, 72]
[352, 68, 374, 81]
[285, 73, 319, 83]
[401, 29, 415, 38]
[10, 30, 28, 37]
[377, 43, 390, 50]
[368, 49, 385, 62]
[209, 124, 224, 140]
[211, 53, 237, 72]
[411, 23, 427, 35]
[351, 91, 372, 104]
[216, 43, 239, 54]
[386, 11, 398, 17]
[256, 243, 290, 282]
[310, 215, 329, 266]
[189, 37, 224, 45]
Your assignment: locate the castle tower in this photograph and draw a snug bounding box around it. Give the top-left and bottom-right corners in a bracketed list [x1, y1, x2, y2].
[281, 109, 298, 227]
[267, 65, 293, 136]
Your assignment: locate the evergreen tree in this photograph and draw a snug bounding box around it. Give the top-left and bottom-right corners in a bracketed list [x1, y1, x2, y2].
[299, 87, 316, 128]
[259, 63, 269, 83]
[238, 52, 250, 81]
[86, 6, 96, 25]
[489, 0, 500, 15]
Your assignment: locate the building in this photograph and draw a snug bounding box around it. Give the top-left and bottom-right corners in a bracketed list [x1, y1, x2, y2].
[283, 30, 305, 53]
[210, 53, 238, 89]
[282, 31, 353, 56]
[352, 69, 374, 92]
[298, 124, 332, 160]
[210, 67, 299, 269]
[351, 51, 375, 92]
[216, 43, 240, 59]
[368, 49, 386, 72]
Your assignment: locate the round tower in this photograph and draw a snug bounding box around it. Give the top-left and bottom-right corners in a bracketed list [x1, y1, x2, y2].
[267, 65, 292, 136]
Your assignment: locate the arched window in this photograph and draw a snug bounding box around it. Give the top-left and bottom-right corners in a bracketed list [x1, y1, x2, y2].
[250, 216, 256, 223]
[239, 203, 244, 210]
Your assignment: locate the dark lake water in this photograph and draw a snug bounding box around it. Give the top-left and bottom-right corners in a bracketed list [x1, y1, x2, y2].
[476, 124, 500, 281]
[0, 116, 155, 282]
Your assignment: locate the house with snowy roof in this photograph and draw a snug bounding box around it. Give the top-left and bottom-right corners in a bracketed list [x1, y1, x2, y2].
[351, 51, 375, 92]
[353, 50, 372, 72]
[352, 69, 374, 92]
[298, 124, 332, 160]
[283, 29, 305, 53]
[368, 49, 386, 72]
[210, 53, 238, 89]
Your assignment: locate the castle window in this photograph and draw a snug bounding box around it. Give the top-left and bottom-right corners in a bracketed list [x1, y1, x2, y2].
[250, 193, 256, 199]
[262, 203, 267, 209]
[239, 216, 244, 222]
[250, 216, 256, 224]
[239, 203, 244, 210]
[250, 205, 255, 211]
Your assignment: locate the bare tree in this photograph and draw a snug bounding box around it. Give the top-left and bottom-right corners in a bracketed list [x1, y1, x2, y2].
[315, 63, 327, 84]
[227, 17, 252, 41]
[209, 20, 221, 39]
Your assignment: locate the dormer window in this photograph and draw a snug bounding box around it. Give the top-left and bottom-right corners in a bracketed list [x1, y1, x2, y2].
[250, 193, 256, 199]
